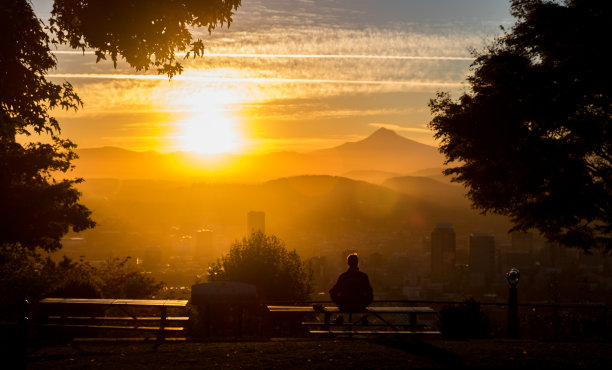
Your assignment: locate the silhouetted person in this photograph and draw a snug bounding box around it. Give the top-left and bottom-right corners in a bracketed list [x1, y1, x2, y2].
[329, 254, 373, 312]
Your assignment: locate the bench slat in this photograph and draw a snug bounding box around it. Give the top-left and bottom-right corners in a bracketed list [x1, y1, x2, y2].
[36, 323, 184, 331]
[47, 316, 189, 321]
[301, 322, 431, 327]
[73, 337, 188, 343]
[267, 305, 437, 314]
[309, 330, 441, 335]
[39, 298, 188, 307]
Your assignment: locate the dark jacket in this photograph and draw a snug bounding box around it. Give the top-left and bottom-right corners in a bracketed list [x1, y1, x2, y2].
[329, 267, 373, 311]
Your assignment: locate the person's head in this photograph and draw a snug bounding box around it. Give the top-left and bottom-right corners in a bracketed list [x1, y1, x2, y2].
[347, 253, 359, 268]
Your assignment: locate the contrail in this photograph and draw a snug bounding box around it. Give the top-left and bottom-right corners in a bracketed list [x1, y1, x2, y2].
[47, 73, 464, 87]
[51, 50, 472, 61]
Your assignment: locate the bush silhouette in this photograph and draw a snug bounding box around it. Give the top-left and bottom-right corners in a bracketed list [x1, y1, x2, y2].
[208, 232, 312, 303]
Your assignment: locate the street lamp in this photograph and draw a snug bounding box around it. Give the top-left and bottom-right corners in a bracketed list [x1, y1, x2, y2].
[507, 267, 520, 286]
[507, 268, 520, 338]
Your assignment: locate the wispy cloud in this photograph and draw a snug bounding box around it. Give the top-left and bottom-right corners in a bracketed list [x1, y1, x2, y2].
[53, 50, 472, 61]
[48, 73, 463, 88]
[45, 0, 509, 152]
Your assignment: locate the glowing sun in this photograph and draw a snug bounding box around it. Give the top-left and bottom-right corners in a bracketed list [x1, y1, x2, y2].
[178, 111, 242, 154]
[171, 84, 247, 155]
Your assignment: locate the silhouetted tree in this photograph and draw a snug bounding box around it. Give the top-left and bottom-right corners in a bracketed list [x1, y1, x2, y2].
[91, 257, 164, 299]
[50, 0, 242, 77]
[0, 0, 241, 253]
[1, 1, 95, 252]
[429, 0, 612, 251]
[208, 232, 313, 302]
[0, 253, 164, 319]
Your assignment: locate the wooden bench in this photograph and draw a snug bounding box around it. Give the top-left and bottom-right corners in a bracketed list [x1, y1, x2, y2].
[36, 298, 189, 343]
[267, 305, 441, 337]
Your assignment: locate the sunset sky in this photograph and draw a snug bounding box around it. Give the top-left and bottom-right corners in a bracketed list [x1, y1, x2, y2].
[33, 0, 512, 154]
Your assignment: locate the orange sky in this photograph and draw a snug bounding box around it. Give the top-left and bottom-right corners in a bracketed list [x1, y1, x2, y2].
[32, 0, 512, 154]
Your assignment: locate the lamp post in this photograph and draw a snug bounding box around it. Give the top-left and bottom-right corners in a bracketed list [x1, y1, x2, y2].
[507, 268, 520, 338]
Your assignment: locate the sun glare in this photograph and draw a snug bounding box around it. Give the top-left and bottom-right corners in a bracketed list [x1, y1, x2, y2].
[167, 80, 249, 155]
[179, 112, 242, 154]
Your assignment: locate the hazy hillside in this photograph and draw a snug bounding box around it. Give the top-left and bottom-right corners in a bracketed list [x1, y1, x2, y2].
[71, 175, 511, 262]
[382, 176, 468, 208]
[64, 129, 510, 262]
[342, 170, 403, 184]
[408, 167, 452, 184]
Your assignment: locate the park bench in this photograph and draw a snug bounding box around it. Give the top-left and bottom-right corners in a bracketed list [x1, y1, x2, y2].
[35, 298, 189, 343]
[267, 305, 441, 337]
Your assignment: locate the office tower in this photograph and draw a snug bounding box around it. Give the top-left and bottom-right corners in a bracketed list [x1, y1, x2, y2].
[469, 233, 495, 287]
[247, 211, 265, 235]
[431, 223, 456, 282]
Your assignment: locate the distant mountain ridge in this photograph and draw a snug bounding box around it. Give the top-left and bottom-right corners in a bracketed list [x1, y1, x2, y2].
[311, 128, 443, 175]
[73, 128, 445, 182]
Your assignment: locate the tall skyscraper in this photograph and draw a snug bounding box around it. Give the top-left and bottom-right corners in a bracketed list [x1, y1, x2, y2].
[247, 211, 265, 235]
[431, 223, 456, 282]
[469, 233, 496, 287]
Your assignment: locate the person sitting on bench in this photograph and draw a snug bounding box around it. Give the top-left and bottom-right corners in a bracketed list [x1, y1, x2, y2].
[329, 253, 373, 312]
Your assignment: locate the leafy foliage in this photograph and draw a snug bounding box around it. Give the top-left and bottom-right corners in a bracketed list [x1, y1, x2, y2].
[0, 249, 164, 320]
[208, 232, 313, 302]
[429, 0, 612, 250]
[90, 257, 164, 299]
[1, 0, 95, 252]
[0, 140, 95, 251]
[50, 0, 242, 77]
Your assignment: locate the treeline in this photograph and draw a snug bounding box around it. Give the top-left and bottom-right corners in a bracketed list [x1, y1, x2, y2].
[0, 247, 163, 320]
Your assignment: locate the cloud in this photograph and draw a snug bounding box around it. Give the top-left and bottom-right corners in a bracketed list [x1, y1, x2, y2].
[44, 0, 508, 152]
[48, 72, 463, 87]
[53, 50, 473, 61]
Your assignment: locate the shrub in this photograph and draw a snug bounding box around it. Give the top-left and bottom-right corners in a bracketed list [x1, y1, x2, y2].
[208, 232, 312, 302]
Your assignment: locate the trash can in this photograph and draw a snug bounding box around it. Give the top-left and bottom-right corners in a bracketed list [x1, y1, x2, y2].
[190, 282, 258, 338]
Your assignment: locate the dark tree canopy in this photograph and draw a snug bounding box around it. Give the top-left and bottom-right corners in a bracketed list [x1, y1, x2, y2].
[0, 0, 242, 253]
[208, 232, 313, 302]
[429, 0, 612, 251]
[50, 0, 242, 77]
[1, 0, 94, 252]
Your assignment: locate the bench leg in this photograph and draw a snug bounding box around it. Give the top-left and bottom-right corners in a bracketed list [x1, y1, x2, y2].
[323, 312, 331, 331]
[155, 307, 167, 349]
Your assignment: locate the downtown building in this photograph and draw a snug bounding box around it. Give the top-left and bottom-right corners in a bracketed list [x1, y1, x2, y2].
[430, 223, 456, 282]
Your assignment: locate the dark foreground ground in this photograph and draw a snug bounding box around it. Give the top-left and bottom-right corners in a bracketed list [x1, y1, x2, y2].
[21, 338, 612, 369]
